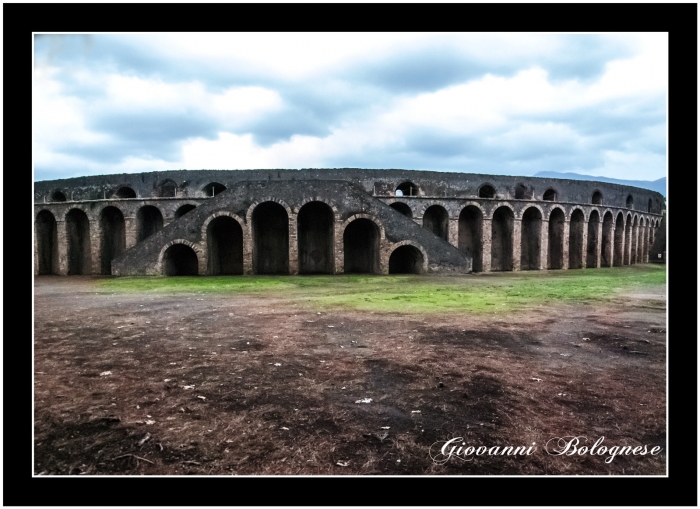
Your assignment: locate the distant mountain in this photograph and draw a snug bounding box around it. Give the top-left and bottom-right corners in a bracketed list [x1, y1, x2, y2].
[533, 171, 666, 196]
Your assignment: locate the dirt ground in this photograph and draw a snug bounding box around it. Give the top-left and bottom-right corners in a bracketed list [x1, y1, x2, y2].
[33, 274, 667, 475]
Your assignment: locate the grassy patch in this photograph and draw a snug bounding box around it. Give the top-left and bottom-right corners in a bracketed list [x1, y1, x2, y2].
[100, 265, 666, 314]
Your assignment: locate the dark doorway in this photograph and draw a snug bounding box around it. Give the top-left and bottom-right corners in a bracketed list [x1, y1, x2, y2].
[543, 189, 557, 201]
[520, 207, 541, 270]
[592, 191, 603, 205]
[204, 182, 226, 197]
[390, 202, 412, 218]
[298, 202, 334, 274]
[422, 205, 449, 241]
[491, 206, 514, 271]
[514, 184, 528, 199]
[114, 187, 136, 199]
[568, 209, 584, 269]
[626, 195, 633, 208]
[344, 218, 380, 274]
[548, 208, 565, 269]
[137, 206, 164, 242]
[458, 206, 483, 272]
[175, 204, 196, 219]
[36, 210, 59, 275]
[66, 209, 91, 275]
[158, 180, 177, 198]
[51, 191, 66, 202]
[586, 210, 600, 268]
[389, 245, 424, 274]
[163, 244, 198, 276]
[396, 182, 419, 197]
[207, 216, 243, 275]
[100, 206, 126, 275]
[252, 202, 289, 274]
[478, 185, 495, 198]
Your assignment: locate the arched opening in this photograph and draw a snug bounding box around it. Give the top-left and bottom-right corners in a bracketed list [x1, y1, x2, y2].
[163, 244, 198, 276]
[491, 206, 514, 271]
[613, 213, 625, 266]
[207, 216, 243, 275]
[298, 201, 334, 275]
[647, 199, 652, 213]
[520, 207, 542, 270]
[586, 210, 600, 268]
[158, 179, 178, 198]
[396, 182, 419, 197]
[601, 212, 614, 267]
[203, 182, 226, 197]
[389, 245, 424, 274]
[66, 209, 91, 275]
[547, 208, 565, 269]
[543, 188, 557, 201]
[113, 186, 136, 199]
[623, 214, 632, 264]
[478, 184, 495, 199]
[36, 210, 59, 275]
[343, 218, 380, 274]
[592, 191, 603, 205]
[626, 195, 633, 208]
[458, 206, 483, 272]
[51, 191, 66, 202]
[100, 206, 126, 275]
[390, 202, 412, 218]
[568, 209, 585, 269]
[252, 202, 289, 275]
[136, 205, 164, 242]
[422, 205, 449, 241]
[174, 204, 196, 219]
[514, 184, 529, 199]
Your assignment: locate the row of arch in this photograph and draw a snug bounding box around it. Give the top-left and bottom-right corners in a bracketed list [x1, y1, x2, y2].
[36, 202, 427, 277]
[46, 181, 227, 203]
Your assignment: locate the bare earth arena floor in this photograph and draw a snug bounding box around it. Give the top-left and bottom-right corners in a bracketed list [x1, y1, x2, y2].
[33, 266, 666, 475]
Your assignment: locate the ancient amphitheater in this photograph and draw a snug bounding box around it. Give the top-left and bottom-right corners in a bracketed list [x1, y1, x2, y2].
[33, 169, 665, 277]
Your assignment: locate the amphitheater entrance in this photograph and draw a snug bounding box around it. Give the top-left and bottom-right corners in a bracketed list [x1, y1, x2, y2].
[36, 210, 59, 275]
[252, 202, 289, 275]
[458, 206, 482, 272]
[613, 213, 625, 266]
[422, 205, 449, 241]
[568, 209, 584, 269]
[100, 206, 126, 275]
[207, 216, 243, 275]
[390, 202, 412, 218]
[163, 244, 198, 276]
[343, 218, 380, 274]
[586, 210, 600, 268]
[66, 209, 91, 275]
[298, 202, 334, 274]
[520, 207, 541, 270]
[491, 206, 513, 271]
[389, 245, 424, 274]
[548, 208, 565, 269]
[137, 206, 164, 242]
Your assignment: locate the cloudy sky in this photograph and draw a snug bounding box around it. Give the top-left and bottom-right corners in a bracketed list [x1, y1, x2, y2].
[33, 33, 667, 182]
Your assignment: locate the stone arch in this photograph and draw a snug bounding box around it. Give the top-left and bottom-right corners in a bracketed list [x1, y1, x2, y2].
[568, 208, 585, 269]
[395, 181, 420, 197]
[390, 202, 413, 218]
[51, 190, 66, 202]
[340, 213, 386, 242]
[626, 194, 634, 208]
[136, 205, 164, 242]
[613, 212, 625, 266]
[298, 201, 335, 274]
[422, 204, 449, 241]
[489, 201, 516, 219]
[515, 203, 544, 220]
[161, 241, 199, 276]
[157, 179, 178, 198]
[343, 217, 381, 274]
[388, 243, 426, 274]
[543, 188, 557, 202]
[36, 210, 59, 275]
[203, 182, 226, 197]
[601, 211, 614, 267]
[252, 201, 289, 275]
[478, 183, 496, 199]
[586, 210, 600, 268]
[520, 206, 542, 270]
[491, 206, 514, 271]
[591, 190, 603, 205]
[65, 208, 91, 275]
[206, 215, 244, 275]
[246, 198, 294, 226]
[514, 183, 530, 199]
[458, 205, 483, 272]
[647, 198, 652, 213]
[174, 204, 197, 219]
[545, 205, 566, 221]
[113, 186, 137, 199]
[548, 207, 565, 269]
[100, 206, 126, 275]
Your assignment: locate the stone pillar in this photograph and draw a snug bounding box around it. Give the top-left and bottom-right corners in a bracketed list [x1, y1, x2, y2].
[243, 223, 254, 275]
[125, 216, 138, 250]
[620, 224, 627, 266]
[561, 220, 570, 270]
[512, 218, 521, 271]
[56, 219, 68, 275]
[34, 222, 40, 276]
[596, 220, 604, 268]
[89, 216, 101, 275]
[481, 218, 492, 272]
[540, 220, 549, 270]
[580, 221, 588, 270]
[448, 218, 459, 249]
[334, 220, 345, 274]
[288, 212, 299, 275]
[631, 223, 638, 264]
[644, 226, 650, 262]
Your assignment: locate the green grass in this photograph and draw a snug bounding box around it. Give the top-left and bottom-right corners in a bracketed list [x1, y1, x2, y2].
[100, 265, 666, 314]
